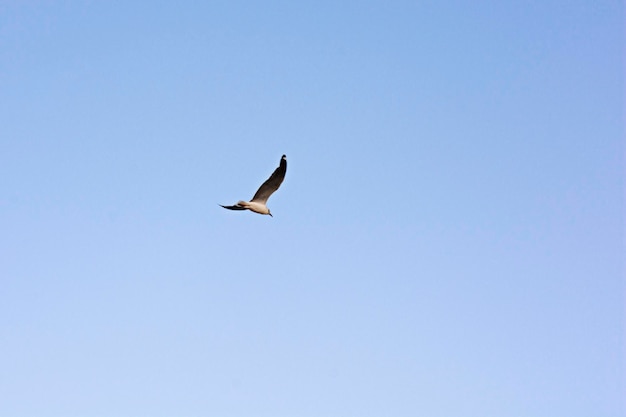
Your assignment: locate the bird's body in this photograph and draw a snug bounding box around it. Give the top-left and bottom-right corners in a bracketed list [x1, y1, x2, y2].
[220, 155, 287, 216]
[233, 200, 271, 215]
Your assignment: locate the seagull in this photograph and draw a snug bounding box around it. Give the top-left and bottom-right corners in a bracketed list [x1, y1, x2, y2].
[220, 155, 287, 217]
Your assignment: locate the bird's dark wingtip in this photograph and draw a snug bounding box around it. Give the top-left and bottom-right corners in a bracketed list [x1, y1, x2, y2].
[220, 204, 247, 211]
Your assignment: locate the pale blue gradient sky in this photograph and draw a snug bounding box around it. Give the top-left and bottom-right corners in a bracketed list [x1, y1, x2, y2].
[1, 2, 624, 417]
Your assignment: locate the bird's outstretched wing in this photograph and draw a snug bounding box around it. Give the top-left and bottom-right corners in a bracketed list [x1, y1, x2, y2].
[220, 204, 247, 210]
[251, 155, 287, 204]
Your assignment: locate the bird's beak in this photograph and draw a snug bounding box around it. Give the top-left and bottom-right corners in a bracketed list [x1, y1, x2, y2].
[269, 213, 273, 217]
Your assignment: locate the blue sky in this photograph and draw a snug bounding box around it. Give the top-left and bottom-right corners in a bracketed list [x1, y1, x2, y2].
[1, 1, 623, 416]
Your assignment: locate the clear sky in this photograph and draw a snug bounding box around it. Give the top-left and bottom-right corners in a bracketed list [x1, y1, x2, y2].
[1, 2, 623, 417]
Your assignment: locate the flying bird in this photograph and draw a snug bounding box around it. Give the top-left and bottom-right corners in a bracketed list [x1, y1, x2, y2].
[220, 155, 287, 217]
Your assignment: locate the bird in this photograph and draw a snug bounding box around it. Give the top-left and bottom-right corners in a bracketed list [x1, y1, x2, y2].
[220, 154, 287, 217]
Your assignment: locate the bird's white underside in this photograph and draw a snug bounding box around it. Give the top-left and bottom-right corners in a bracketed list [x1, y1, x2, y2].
[238, 201, 270, 215]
